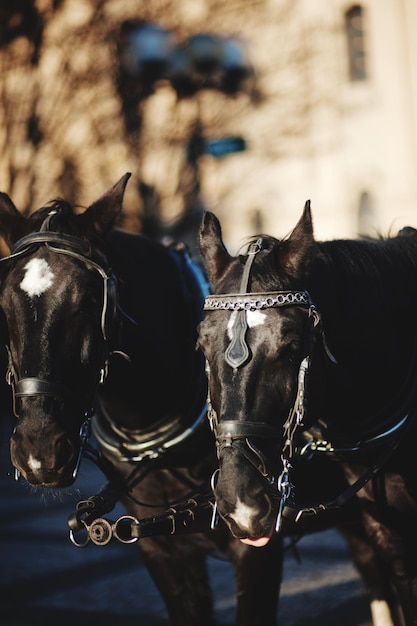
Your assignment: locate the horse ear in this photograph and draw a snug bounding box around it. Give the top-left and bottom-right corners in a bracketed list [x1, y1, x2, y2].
[78, 172, 131, 235]
[199, 211, 233, 284]
[276, 200, 319, 279]
[0, 192, 29, 249]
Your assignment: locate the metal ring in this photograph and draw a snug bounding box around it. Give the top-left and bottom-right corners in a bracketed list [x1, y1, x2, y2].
[113, 515, 139, 544]
[69, 525, 90, 548]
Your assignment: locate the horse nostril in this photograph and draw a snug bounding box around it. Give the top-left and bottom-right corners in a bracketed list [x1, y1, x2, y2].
[55, 435, 74, 469]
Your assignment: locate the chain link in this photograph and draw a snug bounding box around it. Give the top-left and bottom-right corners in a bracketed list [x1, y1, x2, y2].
[204, 290, 310, 311]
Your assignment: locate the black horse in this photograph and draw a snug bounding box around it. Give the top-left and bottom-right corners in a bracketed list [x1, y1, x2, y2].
[198, 206, 417, 625]
[0, 175, 285, 626]
[0, 179, 404, 626]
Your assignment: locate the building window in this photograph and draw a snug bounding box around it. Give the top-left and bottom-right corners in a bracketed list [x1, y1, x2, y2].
[345, 5, 367, 81]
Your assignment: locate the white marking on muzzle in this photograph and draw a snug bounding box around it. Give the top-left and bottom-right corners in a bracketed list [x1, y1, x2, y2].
[229, 497, 257, 529]
[27, 454, 42, 472]
[20, 258, 55, 297]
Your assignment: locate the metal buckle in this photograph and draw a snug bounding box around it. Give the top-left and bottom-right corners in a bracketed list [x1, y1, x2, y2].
[275, 458, 293, 532]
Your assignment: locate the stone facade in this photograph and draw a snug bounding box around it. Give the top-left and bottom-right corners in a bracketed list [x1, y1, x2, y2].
[1, 0, 416, 253]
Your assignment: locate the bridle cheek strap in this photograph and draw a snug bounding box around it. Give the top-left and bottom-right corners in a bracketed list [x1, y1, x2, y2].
[204, 237, 323, 530]
[2, 226, 117, 482]
[12, 378, 70, 420]
[8, 368, 93, 482]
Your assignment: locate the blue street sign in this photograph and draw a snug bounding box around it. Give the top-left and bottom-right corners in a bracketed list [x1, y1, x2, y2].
[203, 137, 247, 158]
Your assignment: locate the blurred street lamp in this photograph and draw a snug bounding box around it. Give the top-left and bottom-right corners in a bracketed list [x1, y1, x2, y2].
[118, 21, 175, 86]
[118, 23, 253, 98]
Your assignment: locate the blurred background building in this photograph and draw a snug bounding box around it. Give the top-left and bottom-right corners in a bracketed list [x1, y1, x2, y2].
[0, 0, 416, 254]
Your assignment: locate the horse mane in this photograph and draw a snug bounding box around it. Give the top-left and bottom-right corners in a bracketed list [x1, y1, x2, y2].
[242, 230, 417, 315]
[29, 200, 104, 252]
[316, 235, 417, 314]
[239, 234, 277, 254]
[33, 199, 74, 215]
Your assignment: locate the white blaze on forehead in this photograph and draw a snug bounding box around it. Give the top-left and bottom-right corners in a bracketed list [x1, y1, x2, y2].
[227, 309, 266, 340]
[229, 497, 257, 529]
[20, 258, 55, 297]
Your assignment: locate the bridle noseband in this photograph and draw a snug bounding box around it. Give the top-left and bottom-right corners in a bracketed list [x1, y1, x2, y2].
[1, 212, 118, 479]
[204, 238, 321, 530]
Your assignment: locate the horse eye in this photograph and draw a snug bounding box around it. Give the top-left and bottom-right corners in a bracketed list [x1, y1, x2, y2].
[76, 292, 101, 314]
[286, 338, 301, 351]
[274, 339, 301, 359]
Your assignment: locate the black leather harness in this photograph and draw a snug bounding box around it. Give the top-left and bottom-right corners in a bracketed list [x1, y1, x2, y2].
[0, 215, 116, 480]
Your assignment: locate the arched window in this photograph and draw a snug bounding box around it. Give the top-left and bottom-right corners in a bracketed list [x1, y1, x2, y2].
[345, 5, 368, 81]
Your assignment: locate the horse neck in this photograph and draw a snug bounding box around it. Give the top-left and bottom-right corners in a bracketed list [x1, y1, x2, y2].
[101, 231, 205, 432]
[307, 239, 417, 435]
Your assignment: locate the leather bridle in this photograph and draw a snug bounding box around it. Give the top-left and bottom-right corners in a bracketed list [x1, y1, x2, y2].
[0, 212, 117, 479]
[203, 237, 417, 532]
[203, 238, 321, 530]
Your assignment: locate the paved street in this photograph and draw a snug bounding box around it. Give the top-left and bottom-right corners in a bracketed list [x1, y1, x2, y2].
[0, 410, 373, 626]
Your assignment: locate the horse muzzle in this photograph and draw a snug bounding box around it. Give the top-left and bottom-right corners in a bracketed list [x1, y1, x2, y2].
[10, 417, 90, 488]
[213, 448, 280, 539]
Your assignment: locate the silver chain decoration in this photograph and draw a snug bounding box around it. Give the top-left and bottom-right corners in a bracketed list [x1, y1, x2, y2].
[204, 290, 310, 311]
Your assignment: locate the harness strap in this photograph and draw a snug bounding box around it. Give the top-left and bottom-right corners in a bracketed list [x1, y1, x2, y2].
[69, 489, 216, 547]
[203, 235, 417, 535]
[300, 413, 410, 458]
[12, 232, 91, 257]
[240, 239, 263, 292]
[2, 227, 116, 342]
[268, 307, 322, 530]
[204, 290, 311, 311]
[283, 355, 310, 460]
[215, 420, 280, 440]
[294, 412, 412, 522]
[6, 347, 84, 417]
[225, 238, 262, 368]
[130, 494, 215, 540]
[205, 239, 320, 530]
[14, 377, 69, 399]
[2, 218, 117, 487]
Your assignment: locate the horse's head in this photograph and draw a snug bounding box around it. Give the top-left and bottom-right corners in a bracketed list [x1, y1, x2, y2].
[0, 173, 130, 487]
[198, 205, 323, 544]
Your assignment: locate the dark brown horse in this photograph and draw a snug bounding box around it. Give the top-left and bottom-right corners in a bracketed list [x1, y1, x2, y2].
[197, 206, 417, 625]
[0, 175, 285, 626]
[0, 179, 404, 625]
